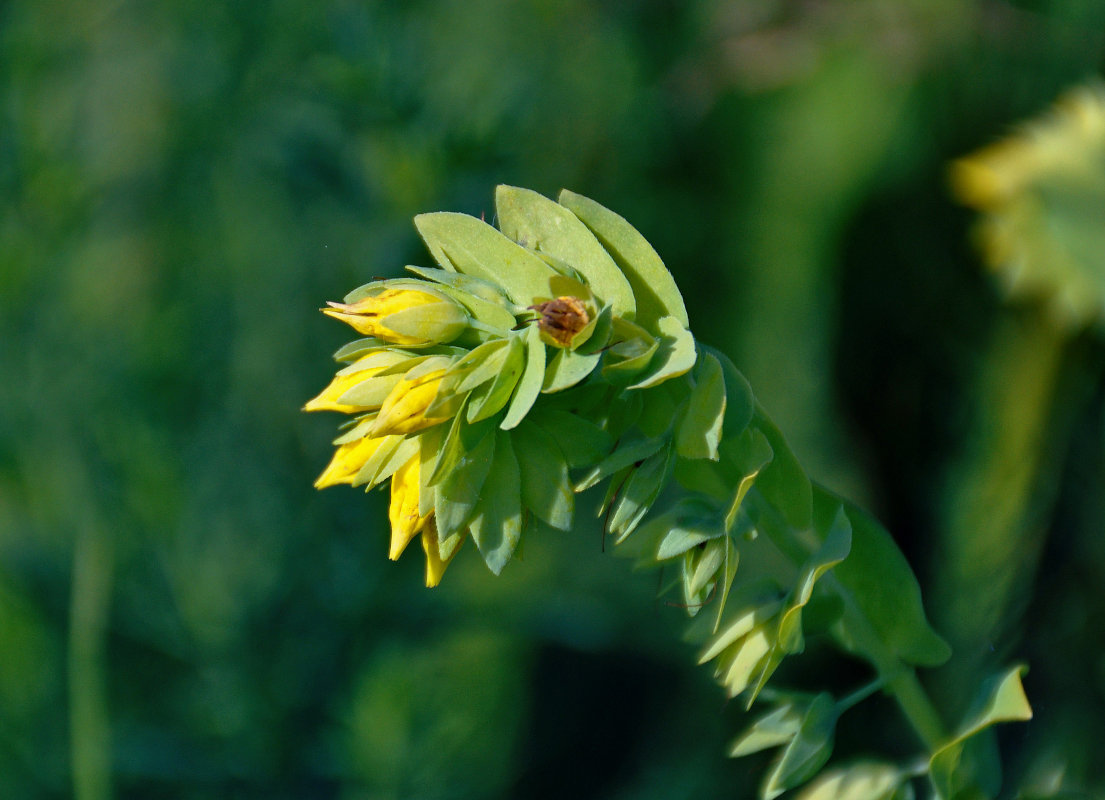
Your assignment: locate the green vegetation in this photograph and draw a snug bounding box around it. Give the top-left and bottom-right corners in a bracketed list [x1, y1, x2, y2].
[2, 2, 1104, 797]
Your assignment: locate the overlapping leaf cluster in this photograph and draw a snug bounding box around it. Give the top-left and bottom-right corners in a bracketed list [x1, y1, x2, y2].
[309, 187, 1032, 798]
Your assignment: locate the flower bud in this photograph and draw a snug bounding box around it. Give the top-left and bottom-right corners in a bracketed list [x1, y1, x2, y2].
[323, 287, 468, 346]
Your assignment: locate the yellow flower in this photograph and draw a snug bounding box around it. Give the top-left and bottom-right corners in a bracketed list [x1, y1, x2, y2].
[323, 288, 467, 346]
[388, 452, 430, 560]
[420, 518, 463, 588]
[372, 368, 451, 436]
[314, 435, 388, 488]
[303, 352, 405, 413]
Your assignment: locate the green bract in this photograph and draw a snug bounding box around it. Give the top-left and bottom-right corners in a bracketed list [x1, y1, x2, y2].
[308, 186, 1032, 798]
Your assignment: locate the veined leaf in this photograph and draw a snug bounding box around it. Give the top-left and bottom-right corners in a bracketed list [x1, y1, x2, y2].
[558, 189, 689, 331]
[495, 186, 636, 318]
[414, 212, 556, 307]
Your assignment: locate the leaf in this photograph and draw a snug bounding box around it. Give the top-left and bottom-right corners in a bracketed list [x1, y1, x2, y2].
[414, 212, 556, 306]
[434, 425, 496, 539]
[729, 701, 805, 757]
[676, 350, 726, 460]
[574, 435, 665, 492]
[529, 409, 612, 469]
[512, 420, 574, 531]
[628, 316, 697, 389]
[429, 410, 497, 487]
[699, 601, 783, 664]
[469, 430, 524, 575]
[751, 407, 813, 531]
[779, 505, 852, 654]
[687, 537, 727, 598]
[543, 348, 602, 393]
[703, 345, 755, 439]
[762, 693, 838, 800]
[454, 339, 510, 393]
[501, 323, 546, 430]
[558, 189, 689, 331]
[929, 666, 1033, 800]
[467, 334, 524, 423]
[722, 427, 774, 532]
[825, 489, 951, 668]
[608, 443, 673, 540]
[495, 186, 636, 318]
[795, 762, 908, 800]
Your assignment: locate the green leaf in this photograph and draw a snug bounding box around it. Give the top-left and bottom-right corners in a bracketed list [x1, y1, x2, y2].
[528, 409, 613, 470]
[730, 701, 805, 757]
[354, 434, 417, 489]
[453, 339, 510, 393]
[469, 431, 524, 575]
[780, 505, 852, 654]
[434, 426, 496, 540]
[495, 186, 636, 318]
[336, 372, 404, 409]
[676, 350, 726, 460]
[502, 324, 546, 430]
[722, 427, 774, 532]
[608, 443, 673, 540]
[929, 666, 1032, 800]
[414, 212, 556, 306]
[628, 316, 698, 389]
[699, 601, 784, 665]
[558, 189, 689, 331]
[687, 537, 727, 598]
[417, 425, 446, 518]
[543, 348, 602, 393]
[704, 345, 756, 443]
[794, 762, 908, 800]
[467, 335, 524, 423]
[512, 420, 574, 531]
[574, 435, 665, 493]
[762, 693, 838, 800]
[752, 407, 813, 531]
[333, 337, 393, 362]
[825, 489, 952, 668]
[430, 410, 497, 486]
[601, 323, 659, 384]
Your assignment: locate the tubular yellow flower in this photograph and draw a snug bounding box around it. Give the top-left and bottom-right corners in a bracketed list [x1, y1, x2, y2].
[323, 288, 467, 345]
[372, 368, 450, 436]
[314, 435, 388, 489]
[388, 453, 430, 560]
[421, 518, 461, 588]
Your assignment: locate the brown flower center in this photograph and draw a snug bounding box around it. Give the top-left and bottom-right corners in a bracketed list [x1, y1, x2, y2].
[528, 296, 590, 347]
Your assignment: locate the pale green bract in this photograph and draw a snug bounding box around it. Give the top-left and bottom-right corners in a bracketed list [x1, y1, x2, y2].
[308, 186, 1032, 798]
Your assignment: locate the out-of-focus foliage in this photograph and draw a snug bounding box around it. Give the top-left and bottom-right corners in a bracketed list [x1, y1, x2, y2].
[1, 0, 1104, 798]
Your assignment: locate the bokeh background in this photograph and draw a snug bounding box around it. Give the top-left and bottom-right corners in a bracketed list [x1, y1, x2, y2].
[2, 1, 1104, 797]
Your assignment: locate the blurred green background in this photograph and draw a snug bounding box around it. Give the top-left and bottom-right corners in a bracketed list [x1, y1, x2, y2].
[2, 1, 1104, 797]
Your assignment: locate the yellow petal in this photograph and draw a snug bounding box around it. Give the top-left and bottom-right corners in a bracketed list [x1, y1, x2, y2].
[314, 436, 387, 488]
[304, 366, 387, 413]
[322, 289, 444, 345]
[372, 370, 450, 436]
[421, 519, 461, 588]
[388, 453, 429, 560]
